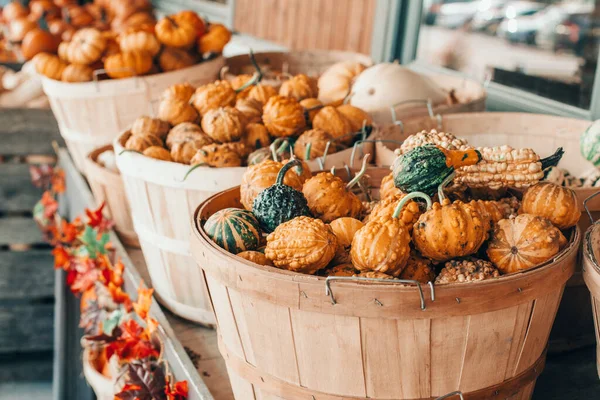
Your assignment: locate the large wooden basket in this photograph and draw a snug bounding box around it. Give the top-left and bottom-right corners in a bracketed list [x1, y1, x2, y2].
[83, 145, 138, 248]
[583, 210, 600, 378]
[114, 131, 248, 326]
[190, 184, 579, 400]
[82, 349, 113, 400]
[374, 111, 597, 352]
[42, 57, 224, 173]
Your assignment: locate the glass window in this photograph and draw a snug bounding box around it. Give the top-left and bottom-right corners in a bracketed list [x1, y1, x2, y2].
[417, 0, 600, 109]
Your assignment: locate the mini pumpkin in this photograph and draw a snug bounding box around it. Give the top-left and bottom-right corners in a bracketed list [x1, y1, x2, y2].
[198, 23, 231, 54]
[293, 129, 335, 160]
[3, 1, 28, 21]
[248, 84, 278, 105]
[336, 104, 373, 133]
[201, 106, 246, 143]
[192, 80, 237, 116]
[318, 60, 367, 104]
[190, 144, 243, 168]
[167, 125, 214, 164]
[8, 17, 37, 43]
[62, 5, 95, 28]
[162, 82, 195, 102]
[237, 251, 273, 266]
[350, 197, 413, 277]
[155, 16, 197, 48]
[104, 51, 153, 79]
[262, 95, 306, 138]
[279, 74, 318, 101]
[487, 214, 566, 274]
[62, 28, 107, 64]
[159, 47, 197, 72]
[253, 160, 312, 232]
[158, 98, 199, 126]
[143, 146, 172, 161]
[243, 123, 271, 150]
[33, 53, 67, 81]
[21, 23, 60, 60]
[330, 217, 364, 265]
[399, 252, 435, 283]
[119, 28, 161, 57]
[302, 156, 369, 222]
[520, 182, 580, 229]
[265, 216, 337, 274]
[379, 173, 403, 199]
[174, 10, 206, 36]
[231, 75, 255, 100]
[236, 97, 263, 124]
[300, 98, 324, 125]
[364, 193, 422, 232]
[131, 116, 170, 140]
[240, 159, 304, 210]
[312, 106, 354, 145]
[61, 63, 93, 82]
[203, 208, 261, 254]
[124, 132, 163, 152]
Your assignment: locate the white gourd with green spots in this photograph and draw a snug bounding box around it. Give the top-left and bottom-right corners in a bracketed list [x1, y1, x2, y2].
[580, 120, 600, 166]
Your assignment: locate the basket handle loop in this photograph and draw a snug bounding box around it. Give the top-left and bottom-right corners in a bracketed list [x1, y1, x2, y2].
[584, 191, 600, 224]
[324, 276, 432, 310]
[316, 129, 368, 170]
[436, 391, 464, 400]
[350, 139, 403, 168]
[390, 98, 441, 126]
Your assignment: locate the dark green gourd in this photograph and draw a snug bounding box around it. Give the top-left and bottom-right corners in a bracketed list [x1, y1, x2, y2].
[203, 208, 261, 254]
[252, 159, 311, 232]
[393, 145, 481, 197]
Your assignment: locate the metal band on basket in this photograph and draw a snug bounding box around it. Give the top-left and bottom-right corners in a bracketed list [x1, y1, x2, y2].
[217, 335, 547, 400]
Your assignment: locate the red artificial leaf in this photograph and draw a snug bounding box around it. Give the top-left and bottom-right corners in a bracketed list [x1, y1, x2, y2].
[66, 269, 77, 287]
[41, 191, 58, 219]
[50, 169, 65, 193]
[85, 202, 114, 233]
[165, 378, 188, 400]
[114, 359, 167, 400]
[52, 246, 71, 270]
[106, 320, 159, 362]
[108, 283, 132, 311]
[133, 286, 154, 320]
[69, 258, 103, 294]
[29, 164, 54, 189]
[60, 219, 80, 244]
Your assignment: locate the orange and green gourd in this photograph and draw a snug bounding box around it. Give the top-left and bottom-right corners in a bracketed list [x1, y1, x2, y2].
[203, 207, 261, 254]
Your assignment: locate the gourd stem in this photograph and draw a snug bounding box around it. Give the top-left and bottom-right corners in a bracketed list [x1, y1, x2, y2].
[235, 72, 260, 93]
[393, 192, 432, 219]
[276, 139, 290, 155]
[248, 49, 264, 83]
[437, 171, 456, 202]
[304, 142, 312, 161]
[330, 166, 336, 175]
[118, 149, 142, 156]
[183, 162, 208, 181]
[270, 139, 280, 161]
[346, 154, 371, 190]
[276, 159, 303, 186]
[441, 147, 481, 169]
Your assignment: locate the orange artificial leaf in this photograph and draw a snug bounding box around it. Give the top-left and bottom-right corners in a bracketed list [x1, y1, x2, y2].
[60, 219, 80, 244]
[52, 246, 71, 270]
[40, 191, 59, 219]
[51, 169, 66, 193]
[146, 318, 159, 336]
[165, 378, 188, 400]
[133, 286, 154, 320]
[111, 259, 125, 287]
[108, 282, 132, 309]
[107, 319, 159, 362]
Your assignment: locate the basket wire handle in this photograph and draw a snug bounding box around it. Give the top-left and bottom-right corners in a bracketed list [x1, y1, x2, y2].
[350, 139, 403, 168]
[390, 98, 443, 131]
[324, 276, 431, 310]
[317, 129, 368, 170]
[584, 191, 600, 224]
[436, 391, 464, 400]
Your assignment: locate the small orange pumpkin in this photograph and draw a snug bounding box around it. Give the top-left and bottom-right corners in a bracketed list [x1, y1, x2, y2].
[104, 51, 153, 79]
[61, 63, 93, 82]
[262, 95, 306, 138]
[62, 28, 107, 64]
[312, 105, 354, 145]
[190, 143, 243, 168]
[119, 28, 161, 57]
[143, 146, 172, 162]
[8, 17, 38, 43]
[174, 10, 205, 36]
[293, 129, 335, 160]
[155, 16, 197, 48]
[192, 80, 237, 116]
[197, 23, 231, 54]
[21, 21, 60, 60]
[235, 97, 263, 124]
[318, 60, 367, 104]
[3, 1, 28, 21]
[158, 98, 199, 126]
[33, 52, 67, 81]
[62, 5, 95, 28]
[336, 104, 372, 132]
[124, 132, 163, 152]
[279, 74, 318, 101]
[299, 97, 324, 125]
[158, 47, 197, 72]
[248, 84, 278, 105]
[243, 123, 271, 150]
[520, 182, 580, 229]
[200, 106, 246, 143]
[167, 124, 214, 164]
[161, 83, 195, 102]
[131, 116, 170, 139]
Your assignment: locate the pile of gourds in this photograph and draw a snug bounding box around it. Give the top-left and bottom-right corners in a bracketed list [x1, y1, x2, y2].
[29, 7, 231, 82]
[120, 58, 373, 169]
[202, 128, 580, 285]
[1, 0, 154, 62]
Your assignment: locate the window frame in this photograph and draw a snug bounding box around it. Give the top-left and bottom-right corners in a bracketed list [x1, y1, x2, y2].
[387, 0, 600, 120]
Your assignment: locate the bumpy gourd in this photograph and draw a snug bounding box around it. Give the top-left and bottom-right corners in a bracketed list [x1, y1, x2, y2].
[363, 193, 422, 232]
[237, 251, 273, 266]
[336, 104, 373, 133]
[312, 106, 354, 145]
[158, 98, 199, 126]
[192, 80, 237, 116]
[240, 159, 304, 210]
[262, 95, 306, 138]
[399, 251, 435, 283]
[329, 217, 364, 265]
[236, 97, 263, 124]
[469, 198, 519, 227]
[265, 216, 337, 274]
[397, 129, 469, 155]
[131, 116, 170, 139]
[302, 156, 369, 222]
[201, 106, 246, 143]
[300, 98, 324, 125]
[393, 145, 481, 197]
[248, 84, 278, 105]
[167, 125, 214, 164]
[350, 195, 419, 276]
[487, 214, 566, 274]
[124, 132, 163, 152]
[189, 144, 242, 168]
[243, 123, 271, 150]
[253, 159, 312, 232]
[143, 146, 172, 161]
[293, 129, 335, 160]
[379, 172, 403, 199]
[279, 74, 318, 101]
[520, 182, 580, 229]
[203, 208, 261, 254]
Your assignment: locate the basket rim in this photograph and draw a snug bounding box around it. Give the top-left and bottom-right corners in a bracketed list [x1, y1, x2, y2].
[192, 185, 580, 292]
[85, 144, 120, 178]
[584, 223, 600, 275]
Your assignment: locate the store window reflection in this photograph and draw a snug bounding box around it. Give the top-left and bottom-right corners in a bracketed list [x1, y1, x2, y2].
[418, 0, 600, 109]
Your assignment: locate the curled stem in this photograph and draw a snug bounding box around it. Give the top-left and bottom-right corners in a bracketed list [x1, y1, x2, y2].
[346, 154, 371, 190]
[118, 149, 142, 156]
[182, 162, 208, 181]
[393, 192, 432, 219]
[437, 171, 456, 202]
[304, 142, 312, 161]
[276, 159, 303, 185]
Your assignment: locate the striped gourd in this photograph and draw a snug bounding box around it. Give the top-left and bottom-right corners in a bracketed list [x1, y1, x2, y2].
[581, 120, 600, 166]
[203, 208, 261, 254]
[520, 182, 580, 229]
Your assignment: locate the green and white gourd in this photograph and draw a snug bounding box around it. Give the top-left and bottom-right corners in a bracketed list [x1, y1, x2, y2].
[203, 208, 262, 254]
[580, 119, 600, 166]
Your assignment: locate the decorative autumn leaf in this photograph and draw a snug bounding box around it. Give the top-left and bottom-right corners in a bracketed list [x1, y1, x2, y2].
[85, 203, 114, 233]
[133, 286, 154, 320]
[29, 164, 55, 189]
[78, 225, 110, 259]
[108, 283, 132, 311]
[165, 378, 188, 400]
[114, 359, 167, 400]
[50, 168, 66, 193]
[111, 259, 125, 287]
[79, 299, 108, 336]
[52, 246, 71, 270]
[103, 309, 124, 336]
[33, 191, 58, 225]
[69, 258, 103, 294]
[106, 319, 160, 362]
[59, 218, 81, 244]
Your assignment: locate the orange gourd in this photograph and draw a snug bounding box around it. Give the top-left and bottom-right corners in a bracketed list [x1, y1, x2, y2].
[61, 63, 93, 82]
[192, 80, 237, 116]
[104, 51, 153, 79]
[158, 47, 197, 72]
[262, 95, 306, 138]
[197, 23, 231, 54]
[279, 74, 318, 101]
[119, 28, 161, 56]
[201, 106, 246, 143]
[33, 52, 66, 80]
[520, 182, 580, 229]
[155, 15, 196, 48]
[62, 28, 107, 64]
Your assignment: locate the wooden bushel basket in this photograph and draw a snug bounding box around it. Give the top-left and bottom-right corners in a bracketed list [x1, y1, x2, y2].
[374, 111, 597, 352]
[114, 131, 249, 326]
[82, 348, 113, 400]
[583, 194, 600, 378]
[41, 57, 224, 173]
[190, 183, 580, 400]
[84, 145, 138, 248]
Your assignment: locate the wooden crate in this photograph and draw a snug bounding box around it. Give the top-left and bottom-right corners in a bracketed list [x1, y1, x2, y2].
[191, 184, 579, 400]
[0, 109, 62, 382]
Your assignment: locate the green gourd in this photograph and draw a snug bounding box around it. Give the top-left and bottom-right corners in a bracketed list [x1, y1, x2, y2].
[393, 145, 481, 197]
[252, 159, 311, 232]
[581, 120, 600, 166]
[203, 208, 261, 254]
